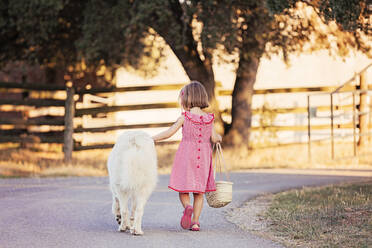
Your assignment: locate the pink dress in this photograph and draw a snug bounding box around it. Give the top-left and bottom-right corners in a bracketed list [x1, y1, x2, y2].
[168, 111, 216, 193]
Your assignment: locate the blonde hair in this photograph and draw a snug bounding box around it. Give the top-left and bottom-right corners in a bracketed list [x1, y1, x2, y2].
[179, 81, 209, 110]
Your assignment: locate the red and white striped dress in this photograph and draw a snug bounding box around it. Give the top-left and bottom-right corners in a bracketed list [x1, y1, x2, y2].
[168, 111, 216, 193]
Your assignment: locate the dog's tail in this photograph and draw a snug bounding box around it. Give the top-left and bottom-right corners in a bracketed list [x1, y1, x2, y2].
[129, 136, 139, 149]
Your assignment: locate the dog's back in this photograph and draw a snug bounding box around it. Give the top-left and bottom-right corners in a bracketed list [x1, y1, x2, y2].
[107, 131, 157, 193]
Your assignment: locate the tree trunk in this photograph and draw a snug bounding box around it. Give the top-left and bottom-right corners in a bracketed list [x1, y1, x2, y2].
[223, 9, 266, 151]
[169, 43, 215, 105]
[152, 6, 223, 131]
[223, 54, 260, 151]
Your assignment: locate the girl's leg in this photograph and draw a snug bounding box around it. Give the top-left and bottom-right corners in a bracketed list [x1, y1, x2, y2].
[179, 193, 193, 229]
[179, 193, 191, 208]
[192, 193, 203, 225]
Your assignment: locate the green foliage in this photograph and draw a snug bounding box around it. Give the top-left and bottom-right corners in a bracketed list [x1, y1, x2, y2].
[0, 0, 86, 68]
[77, 0, 167, 77]
[266, 0, 370, 33]
[195, 0, 370, 65]
[265, 0, 296, 13]
[319, 0, 366, 31]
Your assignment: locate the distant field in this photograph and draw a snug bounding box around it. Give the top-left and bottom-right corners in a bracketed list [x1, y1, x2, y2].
[0, 140, 371, 177]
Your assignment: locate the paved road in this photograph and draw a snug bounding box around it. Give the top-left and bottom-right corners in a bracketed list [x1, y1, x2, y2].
[0, 172, 369, 248]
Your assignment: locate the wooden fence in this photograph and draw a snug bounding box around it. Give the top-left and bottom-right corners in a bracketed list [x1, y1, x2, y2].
[307, 63, 372, 161]
[0, 70, 370, 163]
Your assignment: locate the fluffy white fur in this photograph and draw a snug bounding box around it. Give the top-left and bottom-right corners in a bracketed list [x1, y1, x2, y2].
[107, 131, 157, 235]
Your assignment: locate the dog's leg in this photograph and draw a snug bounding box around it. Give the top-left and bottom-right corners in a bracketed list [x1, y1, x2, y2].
[130, 198, 136, 227]
[117, 192, 130, 232]
[112, 197, 121, 225]
[130, 194, 147, 235]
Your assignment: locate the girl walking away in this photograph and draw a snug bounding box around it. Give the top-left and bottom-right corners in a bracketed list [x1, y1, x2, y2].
[152, 81, 222, 231]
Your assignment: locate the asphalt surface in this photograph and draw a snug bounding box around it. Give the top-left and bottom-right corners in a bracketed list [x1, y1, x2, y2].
[0, 172, 369, 248]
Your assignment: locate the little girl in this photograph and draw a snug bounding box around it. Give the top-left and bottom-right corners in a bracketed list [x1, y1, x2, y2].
[152, 81, 222, 231]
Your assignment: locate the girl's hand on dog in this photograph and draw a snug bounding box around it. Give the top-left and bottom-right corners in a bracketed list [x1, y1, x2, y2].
[211, 125, 222, 143]
[215, 134, 222, 143]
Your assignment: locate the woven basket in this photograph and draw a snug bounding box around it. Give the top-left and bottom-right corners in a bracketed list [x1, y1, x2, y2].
[206, 143, 233, 208]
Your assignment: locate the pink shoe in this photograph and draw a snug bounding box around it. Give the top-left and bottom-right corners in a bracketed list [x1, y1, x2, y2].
[190, 221, 200, 231]
[180, 205, 193, 229]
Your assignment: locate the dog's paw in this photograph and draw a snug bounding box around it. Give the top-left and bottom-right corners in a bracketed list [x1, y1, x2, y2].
[116, 215, 121, 225]
[118, 224, 130, 232]
[130, 228, 144, 236]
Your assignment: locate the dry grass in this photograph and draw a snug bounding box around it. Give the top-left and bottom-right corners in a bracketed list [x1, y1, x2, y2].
[0, 140, 371, 177]
[0, 142, 178, 177]
[227, 139, 372, 170]
[0, 143, 108, 177]
[265, 181, 372, 248]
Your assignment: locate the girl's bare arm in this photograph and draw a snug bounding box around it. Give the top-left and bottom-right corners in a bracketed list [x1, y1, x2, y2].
[152, 115, 185, 142]
[211, 125, 222, 143]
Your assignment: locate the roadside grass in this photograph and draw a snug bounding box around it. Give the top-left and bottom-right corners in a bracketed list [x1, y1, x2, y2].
[0, 142, 177, 177]
[0, 140, 371, 177]
[265, 181, 372, 248]
[0, 175, 24, 178]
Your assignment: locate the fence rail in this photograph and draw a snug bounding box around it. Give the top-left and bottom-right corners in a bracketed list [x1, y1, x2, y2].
[75, 103, 179, 116]
[0, 98, 65, 107]
[0, 82, 65, 91]
[0, 116, 64, 126]
[0, 134, 64, 143]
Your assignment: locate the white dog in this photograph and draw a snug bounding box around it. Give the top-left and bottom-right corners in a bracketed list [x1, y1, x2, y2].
[107, 131, 157, 235]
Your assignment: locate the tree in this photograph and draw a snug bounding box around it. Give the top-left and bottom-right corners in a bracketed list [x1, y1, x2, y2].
[0, 0, 112, 88]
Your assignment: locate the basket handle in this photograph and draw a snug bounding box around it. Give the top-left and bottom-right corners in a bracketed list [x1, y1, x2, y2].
[212, 143, 230, 181]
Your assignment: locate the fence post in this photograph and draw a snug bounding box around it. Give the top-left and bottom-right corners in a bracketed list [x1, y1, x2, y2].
[370, 92, 372, 144]
[330, 93, 335, 159]
[352, 92, 357, 156]
[358, 71, 368, 147]
[64, 85, 75, 164]
[307, 95, 311, 162]
[20, 75, 29, 148]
